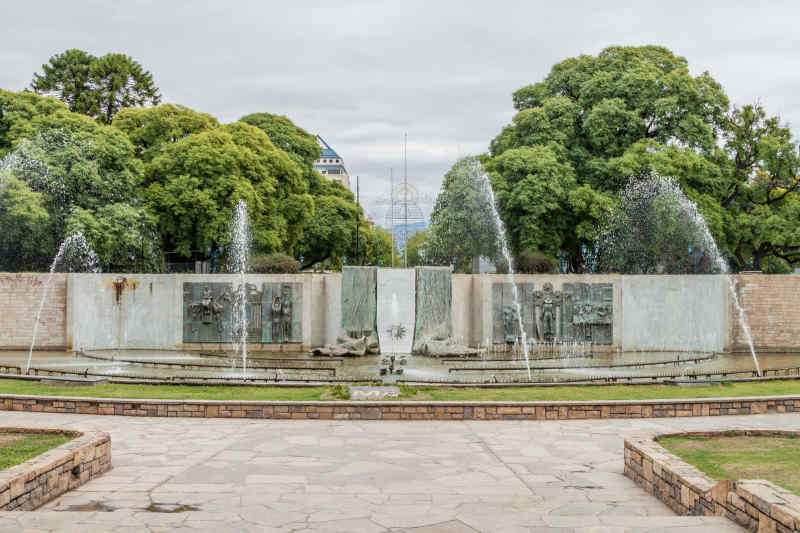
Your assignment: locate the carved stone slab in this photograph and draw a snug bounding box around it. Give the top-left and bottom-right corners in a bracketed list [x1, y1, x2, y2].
[562, 282, 613, 344]
[183, 282, 233, 343]
[491, 281, 613, 345]
[340, 267, 377, 339]
[260, 282, 302, 343]
[413, 267, 452, 351]
[377, 269, 415, 354]
[492, 282, 534, 343]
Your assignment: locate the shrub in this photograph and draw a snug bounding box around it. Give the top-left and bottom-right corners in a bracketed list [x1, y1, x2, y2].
[515, 250, 557, 274]
[250, 253, 300, 274]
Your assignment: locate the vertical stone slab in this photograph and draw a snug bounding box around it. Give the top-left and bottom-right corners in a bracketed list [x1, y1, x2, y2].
[260, 282, 302, 344]
[621, 275, 727, 352]
[491, 282, 534, 343]
[290, 282, 302, 343]
[413, 267, 452, 349]
[340, 266, 377, 339]
[562, 282, 613, 344]
[492, 282, 504, 342]
[376, 269, 415, 353]
[182, 282, 233, 343]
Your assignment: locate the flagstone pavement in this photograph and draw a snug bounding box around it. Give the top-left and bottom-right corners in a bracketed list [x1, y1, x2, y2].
[3, 410, 799, 532]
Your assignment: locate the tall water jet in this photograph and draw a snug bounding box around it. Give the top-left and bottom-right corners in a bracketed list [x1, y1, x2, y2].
[472, 161, 532, 379]
[229, 200, 250, 375]
[597, 175, 761, 376]
[26, 233, 98, 374]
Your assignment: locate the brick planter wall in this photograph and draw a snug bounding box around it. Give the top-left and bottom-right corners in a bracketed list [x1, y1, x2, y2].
[0, 274, 66, 349]
[2, 394, 798, 421]
[0, 428, 111, 510]
[625, 430, 800, 532]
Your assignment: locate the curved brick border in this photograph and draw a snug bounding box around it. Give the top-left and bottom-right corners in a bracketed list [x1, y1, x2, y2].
[1, 393, 799, 420]
[0, 427, 111, 510]
[625, 430, 800, 532]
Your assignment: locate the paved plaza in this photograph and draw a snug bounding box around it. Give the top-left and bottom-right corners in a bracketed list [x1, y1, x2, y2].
[3, 411, 800, 532]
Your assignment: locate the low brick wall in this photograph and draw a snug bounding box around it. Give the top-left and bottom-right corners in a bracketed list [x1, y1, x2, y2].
[732, 274, 800, 352]
[2, 394, 798, 420]
[625, 430, 800, 532]
[0, 427, 111, 510]
[0, 273, 67, 349]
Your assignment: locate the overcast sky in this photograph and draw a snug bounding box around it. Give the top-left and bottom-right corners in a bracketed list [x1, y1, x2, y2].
[2, 1, 799, 222]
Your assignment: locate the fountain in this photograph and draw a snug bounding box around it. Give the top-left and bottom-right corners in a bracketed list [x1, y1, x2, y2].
[26, 233, 98, 374]
[472, 160, 532, 379]
[229, 200, 250, 375]
[597, 175, 761, 376]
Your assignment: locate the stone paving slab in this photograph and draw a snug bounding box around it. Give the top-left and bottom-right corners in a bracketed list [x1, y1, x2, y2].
[2, 412, 797, 531]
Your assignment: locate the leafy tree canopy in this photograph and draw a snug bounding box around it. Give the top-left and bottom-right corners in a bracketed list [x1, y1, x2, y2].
[0, 173, 51, 271]
[31, 49, 161, 124]
[0, 90, 159, 271]
[143, 122, 310, 258]
[66, 203, 163, 272]
[423, 156, 498, 273]
[487, 45, 799, 272]
[113, 104, 219, 162]
[0, 89, 67, 158]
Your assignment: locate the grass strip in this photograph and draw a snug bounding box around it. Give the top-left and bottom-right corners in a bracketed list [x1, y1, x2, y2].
[660, 434, 800, 495]
[0, 432, 76, 470]
[0, 379, 799, 402]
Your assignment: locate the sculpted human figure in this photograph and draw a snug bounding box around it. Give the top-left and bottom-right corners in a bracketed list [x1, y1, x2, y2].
[271, 295, 283, 341]
[535, 282, 562, 341]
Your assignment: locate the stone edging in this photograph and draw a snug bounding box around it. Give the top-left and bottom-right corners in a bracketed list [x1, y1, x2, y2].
[1, 393, 798, 420]
[0, 427, 111, 510]
[624, 430, 800, 532]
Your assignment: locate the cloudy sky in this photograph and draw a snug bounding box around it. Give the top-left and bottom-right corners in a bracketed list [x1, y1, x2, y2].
[2, 1, 799, 222]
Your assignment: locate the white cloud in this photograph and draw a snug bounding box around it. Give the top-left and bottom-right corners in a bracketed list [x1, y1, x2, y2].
[2, 0, 799, 222]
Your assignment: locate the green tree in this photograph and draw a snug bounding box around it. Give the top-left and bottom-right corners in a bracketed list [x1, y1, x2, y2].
[0, 173, 51, 271]
[29, 49, 94, 114]
[31, 50, 161, 124]
[405, 229, 427, 267]
[353, 220, 394, 267]
[297, 195, 360, 269]
[423, 156, 498, 273]
[112, 104, 219, 162]
[0, 89, 67, 158]
[240, 112, 366, 261]
[720, 105, 800, 270]
[489, 45, 730, 269]
[65, 204, 163, 272]
[1, 106, 145, 267]
[143, 122, 307, 258]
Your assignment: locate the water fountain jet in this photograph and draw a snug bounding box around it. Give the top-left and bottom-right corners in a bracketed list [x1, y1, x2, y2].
[229, 200, 250, 376]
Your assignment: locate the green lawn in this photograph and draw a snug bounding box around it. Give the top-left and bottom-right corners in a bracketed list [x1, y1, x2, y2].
[0, 378, 798, 402]
[660, 434, 800, 495]
[0, 431, 76, 470]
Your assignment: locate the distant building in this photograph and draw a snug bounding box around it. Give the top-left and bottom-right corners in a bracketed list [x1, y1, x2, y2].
[313, 135, 350, 189]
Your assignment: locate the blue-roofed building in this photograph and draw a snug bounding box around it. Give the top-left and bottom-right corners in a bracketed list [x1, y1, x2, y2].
[313, 135, 350, 189]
